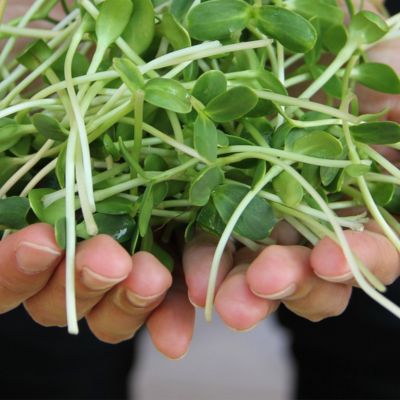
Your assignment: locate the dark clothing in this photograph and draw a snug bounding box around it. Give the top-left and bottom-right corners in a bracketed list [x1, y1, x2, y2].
[386, 0, 400, 15]
[0, 306, 135, 400]
[278, 279, 400, 399]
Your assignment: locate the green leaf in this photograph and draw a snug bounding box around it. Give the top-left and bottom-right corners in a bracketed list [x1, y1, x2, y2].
[272, 171, 304, 207]
[0, 124, 23, 153]
[122, 0, 155, 55]
[144, 78, 192, 114]
[349, 11, 389, 45]
[310, 65, 342, 99]
[9, 136, 31, 157]
[153, 182, 169, 206]
[322, 24, 348, 55]
[96, 196, 134, 215]
[351, 63, 400, 95]
[204, 86, 258, 123]
[212, 183, 276, 240]
[103, 134, 120, 162]
[0, 157, 23, 187]
[292, 130, 343, 157]
[194, 113, 218, 163]
[350, 122, 400, 145]
[304, 17, 322, 67]
[29, 188, 66, 226]
[144, 154, 169, 171]
[56, 142, 67, 189]
[287, 0, 344, 30]
[183, 61, 199, 83]
[368, 182, 395, 206]
[254, 70, 288, 96]
[32, 114, 69, 142]
[217, 130, 229, 148]
[345, 164, 371, 178]
[170, 0, 195, 21]
[251, 160, 266, 190]
[76, 213, 135, 243]
[226, 135, 258, 169]
[139, 183, 154, 237]
[16, 39, 53, 71]
[190, 166, 224, 206]
[197, 199, 226, 238]
[301, 163, 321, 189]
[160, 13, 191, 50]
[113, 58, 145, 93]
[48, 52, 89, 82]
[55, 217, 66, 250]
[384, 186, 400, 214]
[187, 0, 252, 41]
[0, 197, 29, 229]
[320, 137, 348, 186]
[272, 122, 294, 149]
[192, 70, 227, 106]
[96, 0, 134, 49]
[254, 6, 317, 53]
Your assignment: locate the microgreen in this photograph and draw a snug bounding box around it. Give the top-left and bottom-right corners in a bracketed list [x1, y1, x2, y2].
[1, 0, 400, 333]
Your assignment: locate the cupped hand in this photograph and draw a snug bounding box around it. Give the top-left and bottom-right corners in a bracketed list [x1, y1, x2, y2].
[182, 30, 400, 332]
[0, 223, 194, 359]
[182, 218, 400, 331]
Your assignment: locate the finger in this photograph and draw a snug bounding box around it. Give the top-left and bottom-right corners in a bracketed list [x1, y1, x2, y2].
[183, 232, 235, 308]
[215, 261, 278, 331]
[24, 234, 132, 327]
[146, 280, 195, 360]
[86, 251, 172, 344]
[310, 224, 400, 286]
[0, 223, 63, 314]
[246, 245, 351, 321]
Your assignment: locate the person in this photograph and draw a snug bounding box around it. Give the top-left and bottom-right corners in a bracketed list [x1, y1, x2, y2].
[0, 0, 399, 398]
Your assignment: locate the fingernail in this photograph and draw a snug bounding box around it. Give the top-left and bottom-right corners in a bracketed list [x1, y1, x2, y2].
[225, 321, 260, 332]
[188, 293, 204, 309]
[126, 290, 165, 308]
[251, 283, 297, 300]
[81, 267, 127, 291]
[315, 271, 353, 283]
[164, 348, 189, 361]
[16, 241, 62, 274]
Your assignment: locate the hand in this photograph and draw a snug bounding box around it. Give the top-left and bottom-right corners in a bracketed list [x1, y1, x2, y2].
[183, 218, 400, 330]
[0, 0, 196, 360]
[182, 33, 400, 331]
[0, 223, 194, 359]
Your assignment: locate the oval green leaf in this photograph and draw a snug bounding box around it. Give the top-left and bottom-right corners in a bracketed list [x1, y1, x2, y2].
[122, 0, 155, 55]
[113, 58, 145, 93]
[254, 6, 317, 53]
[350, 122, 400, 145]
[144, 78, 192, 114]
[0, 197, 29, 230]
[29, 188, 66, 226]
[187, 0, 252, 41]
[189, 166, 224, 206]
[32, 114, 69, 142]
[194, 113, 218, 163]
[351, 63, 400, 95]
[96, 0, 134, 49]
[205, 86, 258, 123]
[212, 183, 276, 240]
[273, 170, 304, 207]
[76, 213, 135, 243]
[292, 130, 343, 158]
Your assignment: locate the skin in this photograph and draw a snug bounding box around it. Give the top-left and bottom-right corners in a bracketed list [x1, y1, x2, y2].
[1, 0, 399, 358]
